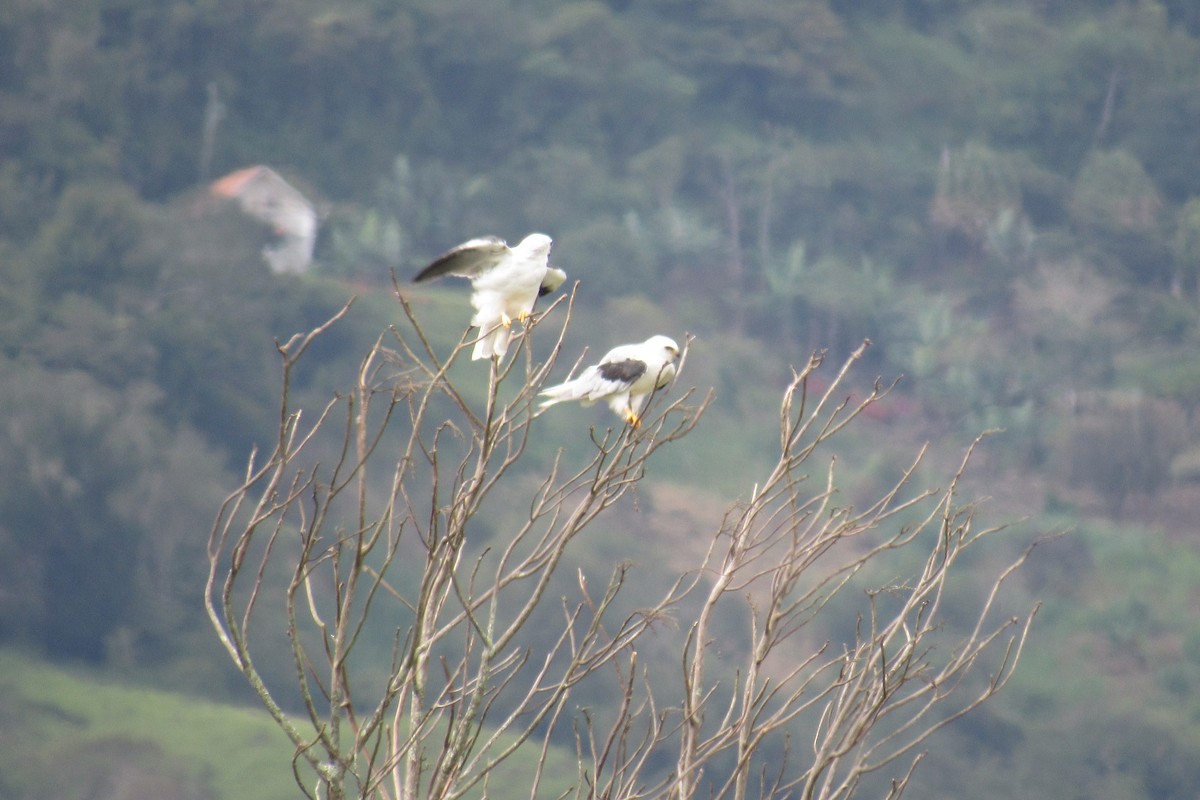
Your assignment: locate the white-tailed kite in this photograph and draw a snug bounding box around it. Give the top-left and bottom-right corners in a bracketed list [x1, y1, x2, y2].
[539, 335, 680, 427]
[413, 233, 567, 360]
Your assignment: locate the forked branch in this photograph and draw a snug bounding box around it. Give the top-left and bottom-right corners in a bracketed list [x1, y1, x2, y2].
[207, 297, 1035, 800]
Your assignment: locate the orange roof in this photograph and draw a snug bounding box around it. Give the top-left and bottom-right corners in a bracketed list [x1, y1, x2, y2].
[209, 165, 268, 197]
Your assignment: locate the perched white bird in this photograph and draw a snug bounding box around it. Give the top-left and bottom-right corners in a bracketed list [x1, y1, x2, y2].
[540, 335, 680, 427]
[413, 233, 567, 360]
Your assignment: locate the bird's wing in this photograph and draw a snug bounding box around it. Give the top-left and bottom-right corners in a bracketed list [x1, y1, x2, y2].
[542, 358, 646, 404]
[414, 237, 509, 282]
[596, 358, 648, 387]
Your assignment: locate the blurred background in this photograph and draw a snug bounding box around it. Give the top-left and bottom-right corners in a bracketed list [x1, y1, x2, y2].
[3, 1, 1200, 797]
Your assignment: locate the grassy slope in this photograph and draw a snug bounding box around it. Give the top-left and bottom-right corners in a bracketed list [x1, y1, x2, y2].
[0, 648, 298, 800]
[0, 647, 583, 800]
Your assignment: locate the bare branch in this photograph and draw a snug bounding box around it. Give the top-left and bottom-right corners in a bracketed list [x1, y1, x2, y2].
[208, 304, 1035, 800]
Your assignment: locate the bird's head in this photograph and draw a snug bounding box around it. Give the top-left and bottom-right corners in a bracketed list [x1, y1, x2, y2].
[517, 232, 553, 259]
[646, 335, 681, 362]
[539, 266, 568, 296]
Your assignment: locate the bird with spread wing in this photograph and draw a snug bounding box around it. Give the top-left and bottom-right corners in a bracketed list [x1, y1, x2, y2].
[413, 233, 566, 360]
[539, 335, 680, 427]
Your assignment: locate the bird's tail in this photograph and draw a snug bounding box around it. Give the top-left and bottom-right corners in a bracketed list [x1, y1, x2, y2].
[538, 377, 588, 409]
[471, 324, 513, 361]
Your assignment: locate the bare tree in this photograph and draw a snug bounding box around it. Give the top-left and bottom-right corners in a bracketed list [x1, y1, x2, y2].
[206, 289, 1037, 800]
[668, 344, 1035, 800]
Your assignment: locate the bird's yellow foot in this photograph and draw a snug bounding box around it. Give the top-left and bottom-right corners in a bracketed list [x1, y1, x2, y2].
[500, 312, 513, 329]
[624, 410, 642, 429]
[516, 310, 531, 324]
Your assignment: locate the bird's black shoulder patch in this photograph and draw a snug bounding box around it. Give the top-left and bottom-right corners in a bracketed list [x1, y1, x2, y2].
[598, 358, 646, 384]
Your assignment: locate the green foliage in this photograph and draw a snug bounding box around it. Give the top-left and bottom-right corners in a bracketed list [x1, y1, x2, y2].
[931, 142, 1023, 241]
[24, 293, 159, 380]
[1123, 345, 1200, 417]
[1173, 196, 1200, 296]
[1071, 149, 1162, 233]
[1051, 396, 1187, 516]
[33, 182, 154, 304]
[633, 0, 866, 132]
[0, 647, 297, 800]
[0, 243, 39, 352]
[3, 0, 1200, 795]
[0, 357, 234, 662]
[895, 516, 1200, 798]
[1009, 257, 1122, 390]
[1, 646, 581, 800]
[854, 20, 980, 145]
[37, 738, 215, 800]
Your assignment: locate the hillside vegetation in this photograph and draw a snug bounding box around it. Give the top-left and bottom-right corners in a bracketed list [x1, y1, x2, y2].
[0, 648, 297, 800]
[4, 0, 1200, 797]
[0, 648, 579, 800]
